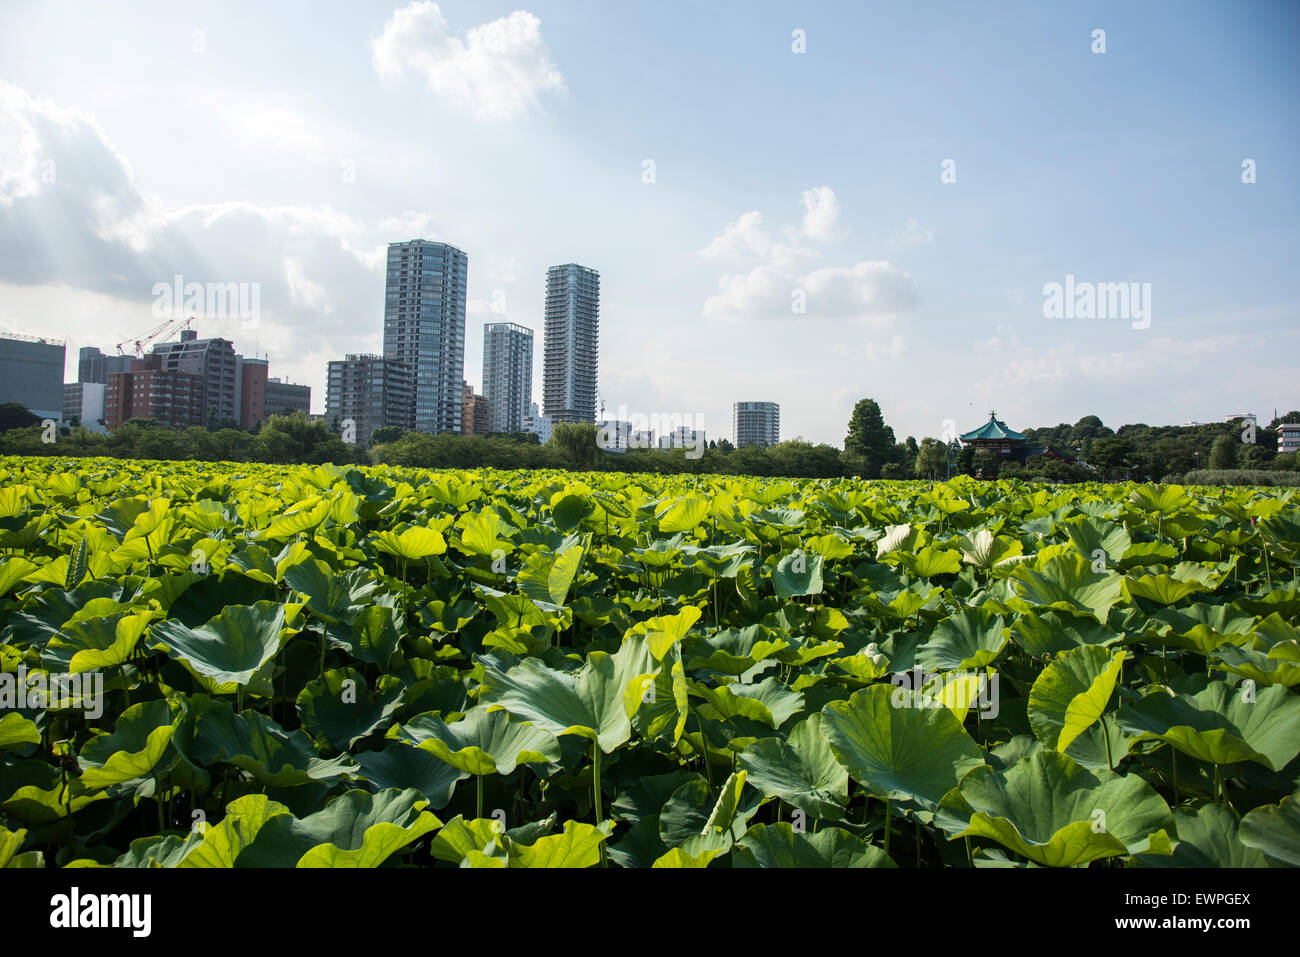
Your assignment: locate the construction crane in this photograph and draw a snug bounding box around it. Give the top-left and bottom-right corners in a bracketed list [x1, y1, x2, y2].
[116, 317, 193, 358]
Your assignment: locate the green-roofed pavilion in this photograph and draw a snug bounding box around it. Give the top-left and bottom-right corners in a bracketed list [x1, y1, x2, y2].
[959, 412, 1026, 443]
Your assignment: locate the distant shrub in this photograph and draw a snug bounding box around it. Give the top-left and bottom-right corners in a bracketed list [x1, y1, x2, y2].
[1166, 469, 1300, 487]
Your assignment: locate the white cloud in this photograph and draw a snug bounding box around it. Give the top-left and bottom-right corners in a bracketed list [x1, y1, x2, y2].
[370, 2, 565, 120]
[699, 210, 769, 260]
[800, 186, 839, 240]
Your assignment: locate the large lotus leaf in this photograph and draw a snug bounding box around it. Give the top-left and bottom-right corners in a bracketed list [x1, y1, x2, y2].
[1134, 803, 1268, 868]
[394, 704, 561, 775]
[738, 713, 848, 819]
[518, 546, 583, 607]
[1129, 483, 1192, 516]
[149, 600, 301, 687]
[682, 541, 759, 578]
[429, 816, 508, 864]
[296, 668, 404, 751]
[630, 647, 690, 743]
[684, 625, 788, 676]
[237, 788, 441, 867]
[1124, 569, 1215, 605]
[330, 604, 403, 667]
[1027, 645, 1126, 753]
[957, 528, 1024, 571]
[1116, 678, 1300, 770]
[1062, 516, 1131, 565]
[655, 494, 710, 533]
[734, 823, 895, 868]
[177, 697, 354, 786]
[479, 634, 659, 752]
[282, 560, 378, 623]
[1149, 603, 1257, 655]
[551, 493, 595, 531]
[651, 846, 722, 868]
[1239, 793, 1300, 867]
[78, 699, 175, 789]
[915, 607, 1009, 672]
[821, 684, 985, 808]
[178, 794, 295, 868]
[0, 713, 39, 753]
[1210, 643, 1300, 688]
[1007, 552, 1123, 622]
[353, 743, 466, 809]
[372, 525, 447, 561]
[772, 551, 824, 599]
[511, 820, 606, 868]
[1011, 610, 1123, 658]
[45, 610, 153, 673]
[957, 751, 1174, 867]
[115, 831, 205, 868]
[0, 825, 44, 868]
[627, 605, 703, 659]
[691, 676, 804, 730]
[455, 508, 515, 558]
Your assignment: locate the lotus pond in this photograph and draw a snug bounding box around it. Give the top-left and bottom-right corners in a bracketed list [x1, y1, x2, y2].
[1, 457, 1297, 868]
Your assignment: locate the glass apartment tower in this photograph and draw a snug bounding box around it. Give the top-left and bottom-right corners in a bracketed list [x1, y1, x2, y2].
[482, 321, 533, 434]
[542, 263, 599, 424]
[382, 240, 467, 433]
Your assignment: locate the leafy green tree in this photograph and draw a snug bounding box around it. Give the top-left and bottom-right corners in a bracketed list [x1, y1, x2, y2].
[844, 399, 895, 478]
[550, 422, 599, 470]
[914, 437, 948, 479]
[370, 425, 404, 446]
[1209, 435, 1237, 470]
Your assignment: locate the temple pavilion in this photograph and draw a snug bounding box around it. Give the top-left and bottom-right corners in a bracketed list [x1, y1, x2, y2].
[958, 411, 1074, 464]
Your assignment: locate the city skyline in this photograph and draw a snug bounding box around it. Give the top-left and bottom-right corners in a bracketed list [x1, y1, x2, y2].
[0, 2, 1296, 445]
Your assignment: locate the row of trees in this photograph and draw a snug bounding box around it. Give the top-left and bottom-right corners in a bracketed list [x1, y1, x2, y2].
[1, 400, 1296, 484]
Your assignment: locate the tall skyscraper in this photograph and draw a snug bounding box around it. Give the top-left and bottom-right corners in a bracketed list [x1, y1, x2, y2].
[543, 263, 599, 424]
[382, 239, 468, 434]
[149, 328, 239, 425]
[482, 321, 533, 434]
[77, 346, 133, 384]
[733, 401, 780, 448]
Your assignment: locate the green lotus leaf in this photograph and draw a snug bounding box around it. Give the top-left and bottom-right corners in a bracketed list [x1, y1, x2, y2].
[1116, 678, 1300, 770]
[0, 826, 44, 868]
[692, 676, 804, 730]
[511, 820, 606, 868]
[115, 832, 206, 868]
[957, 528, 1024, 571]
[734, 823, 895, 868]
[684, 624, 788, 676]
[1007, 552, 1123, 622]
[651, 846, 721, 868]
[821, 684, 985, 808]
[738, 713, 849, 819]
[149, 600, 301, 687]
[1124, 571, 1214, 606]
[1149, 603, 1257, 655]
[518, 545, 583, 607]
[957, 750, 1174, 867]
[627, 605, 703, 660]
[1027, 645, 1126, 753]
[1134, 803, 1268, 868]
[0, 713, 40, 753]
[372, 525, 447, 561]
[393, 704, 561, 775]
[297, 668, 404, 750]
[772, 550, 824, 599]
[176, 696, 355, 787]
[915, 607, 1009, 671]
[1011, 610, 1122, 658]
[238, 788, 441, 868]
[656, 494, 710, 534]
[1062, 516, 1131, 565]
[45, 610, 153, 673]
[179, 794, 295, 867]
[1210, 643, 1300, 688]
[455, 508, 515, 558]
[479, 634, 659, 752]
[353, 743, 466, 809]
[1239, 793, 1300, 867]
[282, 560, 379, 624]
[429, 815, 507, 864]
[78, 699, 175, 789]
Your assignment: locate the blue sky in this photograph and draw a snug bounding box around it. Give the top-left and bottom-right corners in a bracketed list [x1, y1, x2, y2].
[0, 0, 1296, 443]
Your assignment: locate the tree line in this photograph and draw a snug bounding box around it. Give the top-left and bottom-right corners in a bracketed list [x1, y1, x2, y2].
[1, 400, 1296, 484]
